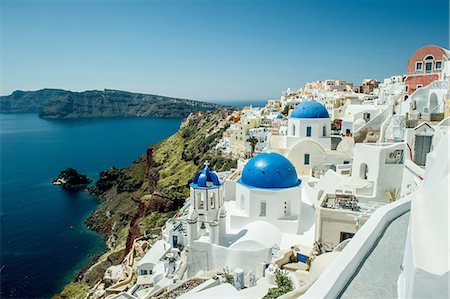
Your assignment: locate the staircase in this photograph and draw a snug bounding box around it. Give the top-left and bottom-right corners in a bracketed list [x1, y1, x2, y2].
[353, 103, 393, 143]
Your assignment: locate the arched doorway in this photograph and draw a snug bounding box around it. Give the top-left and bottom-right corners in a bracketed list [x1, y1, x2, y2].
[429, 93, 439, 113]
[359, 163, 368, 180]
[317, 190, 324, 202]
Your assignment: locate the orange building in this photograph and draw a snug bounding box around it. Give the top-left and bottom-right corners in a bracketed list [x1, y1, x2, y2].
[404, 45, 449, 96]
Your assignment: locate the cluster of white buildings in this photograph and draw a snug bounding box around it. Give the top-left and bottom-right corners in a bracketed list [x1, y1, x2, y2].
[103, 45, 449, 299]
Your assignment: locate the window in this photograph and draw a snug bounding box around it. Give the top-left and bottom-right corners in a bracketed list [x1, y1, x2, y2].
[198, 193, 204, 209]
[304, 153, 310, 165]
[260, 200, 266, 216]
[322, 125, 326, 137]
[292, 124, 296, 135]
[359, 163, 368, 179]
[435, 61, 442, 70]
[210, 193, 215, 209]
[340, 232, 355, 242]
[306, 126, 312, 137]
[415, 62, 423, 71]
[141, 270, 148, 275]
[405, 85, 408, 92]
[425, 62, 433, 73]
[416, 84, 423, 89]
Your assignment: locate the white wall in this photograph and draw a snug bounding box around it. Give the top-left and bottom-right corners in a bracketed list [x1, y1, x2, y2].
[187, 241, 271, 277]
[316, 208, 367, 248]
[399, 129, 449, 298]
[231, 183, 302, 234]
[286, 139, 349, 178]
[352, 143, 405, 201]
[223, 179, 236, 202]
[286, 118, 331, 149]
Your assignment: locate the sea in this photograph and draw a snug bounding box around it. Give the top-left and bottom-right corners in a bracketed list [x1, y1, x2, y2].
[0, 114, 183, 298]
[0, 99, 267, 298]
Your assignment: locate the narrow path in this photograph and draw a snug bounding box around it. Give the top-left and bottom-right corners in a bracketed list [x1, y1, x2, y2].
[340, 212, 410, 299]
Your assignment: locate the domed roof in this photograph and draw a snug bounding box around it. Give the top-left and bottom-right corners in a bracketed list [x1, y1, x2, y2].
[354, 118, 367, 126]
[276, 114, 283, 119]
[239, 153, 300, 189]
[191, 162, 221, 188]
[290, 101, 329, 119]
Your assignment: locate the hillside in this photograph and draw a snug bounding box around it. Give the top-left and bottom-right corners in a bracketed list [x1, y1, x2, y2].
[0, 89, 225, 119]
[54, 109, 237, 298]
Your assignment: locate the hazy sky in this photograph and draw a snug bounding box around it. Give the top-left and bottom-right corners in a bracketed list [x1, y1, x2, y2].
[1, 0, 448, 102]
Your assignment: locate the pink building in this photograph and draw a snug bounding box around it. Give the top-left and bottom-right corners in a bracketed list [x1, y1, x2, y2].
[404, 45, 449, 96]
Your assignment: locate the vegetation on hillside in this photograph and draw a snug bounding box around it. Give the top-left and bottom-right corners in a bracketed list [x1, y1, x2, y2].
[54, 282, 90, 299]
[56, 109, 237, 296]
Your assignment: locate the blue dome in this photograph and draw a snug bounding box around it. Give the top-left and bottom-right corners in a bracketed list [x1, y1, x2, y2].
[290, 101, 329, 119]
[239, 153, 300, 189]
[276, 114, 283, 119]
[191, 166, 221, 188]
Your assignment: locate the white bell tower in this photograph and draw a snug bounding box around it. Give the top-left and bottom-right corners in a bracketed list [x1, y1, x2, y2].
[186, 161, 225, 245]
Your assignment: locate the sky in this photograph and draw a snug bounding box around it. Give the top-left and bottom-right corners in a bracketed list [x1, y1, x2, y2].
[1, 0, 449, 102]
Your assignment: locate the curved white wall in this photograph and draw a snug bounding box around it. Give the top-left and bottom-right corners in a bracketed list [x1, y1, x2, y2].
[301, 196, 411, 298]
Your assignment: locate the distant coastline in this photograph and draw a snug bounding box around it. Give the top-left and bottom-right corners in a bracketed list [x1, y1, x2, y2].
[0, 89, 228, 119]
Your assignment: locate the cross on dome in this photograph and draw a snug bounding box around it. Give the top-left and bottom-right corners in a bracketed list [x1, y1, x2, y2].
[204, 160, 210, 169]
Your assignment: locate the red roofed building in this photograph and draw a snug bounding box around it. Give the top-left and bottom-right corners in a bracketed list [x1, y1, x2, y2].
[404, 45, 450, 95]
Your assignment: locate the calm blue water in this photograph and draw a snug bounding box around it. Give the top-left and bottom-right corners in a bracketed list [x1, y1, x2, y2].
[0, 114, 182, 298]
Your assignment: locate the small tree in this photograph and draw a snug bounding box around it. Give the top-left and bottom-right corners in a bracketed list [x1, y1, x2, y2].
[247, 136, 259, 157]
[263, 269, 293, 299]
[386, 188, 400, 202]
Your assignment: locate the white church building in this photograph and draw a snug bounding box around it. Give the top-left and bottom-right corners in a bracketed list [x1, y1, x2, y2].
[270, 100, 351, 177]
[165, 153, 316, 276]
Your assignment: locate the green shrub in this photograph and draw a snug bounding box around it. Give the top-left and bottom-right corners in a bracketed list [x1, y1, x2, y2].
[263, 269, 293, 299]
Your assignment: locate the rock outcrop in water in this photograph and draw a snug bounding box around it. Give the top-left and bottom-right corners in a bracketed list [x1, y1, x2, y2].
[0, 89, 227, 119]
[53, 168, 92, 191]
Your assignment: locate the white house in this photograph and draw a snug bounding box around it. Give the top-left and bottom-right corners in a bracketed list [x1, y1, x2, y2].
[285, 100, 331, 150]
[351, 142, 405, 200]
[229, 152, 302, 234]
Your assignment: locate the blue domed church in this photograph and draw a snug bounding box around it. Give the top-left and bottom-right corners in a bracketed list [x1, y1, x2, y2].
[230, 152, 303, 234]
[286, 100, 331, 150]
[171, 155, 313, 277]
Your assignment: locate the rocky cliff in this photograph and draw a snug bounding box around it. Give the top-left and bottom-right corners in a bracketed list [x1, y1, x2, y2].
[54, 109, 236, 298]
[0, 89, 226, 119]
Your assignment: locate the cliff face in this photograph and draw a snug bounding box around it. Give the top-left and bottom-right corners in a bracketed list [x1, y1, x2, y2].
[62, 109, 236, 294]
[0, 89, 226, 119]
